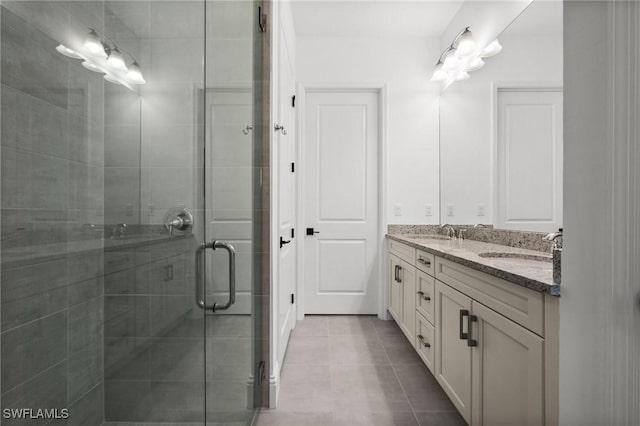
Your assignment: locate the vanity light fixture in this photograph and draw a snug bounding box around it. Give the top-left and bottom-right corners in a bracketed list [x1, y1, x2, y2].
[56, 29, 146, 88]
[430, 27, 501, 88]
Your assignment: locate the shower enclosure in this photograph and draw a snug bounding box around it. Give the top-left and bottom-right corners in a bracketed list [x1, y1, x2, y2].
[0, 0, 267, 424]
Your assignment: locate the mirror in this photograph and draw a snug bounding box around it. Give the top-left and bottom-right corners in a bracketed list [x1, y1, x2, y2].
[439, 0, 563, 232]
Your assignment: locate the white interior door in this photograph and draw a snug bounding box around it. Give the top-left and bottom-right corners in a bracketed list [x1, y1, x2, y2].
[207, 89, 253, 314]
[303, 90, 379, 314]
[276, 27, 296, 365]
[497, 89, 563, 232]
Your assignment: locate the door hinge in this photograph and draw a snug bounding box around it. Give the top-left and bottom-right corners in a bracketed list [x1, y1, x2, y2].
[291, 162, 295, 172]
[292, 95, 296, 107]
[291, 294, 295, 304]
[291, 228, 295, 238]
[258, 6, 267, 33]
[256, 360, 266, 385]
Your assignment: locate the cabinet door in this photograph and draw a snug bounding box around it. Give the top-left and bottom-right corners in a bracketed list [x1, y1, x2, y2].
[415, 312, 435, 374]
[389, 255, 402, 322]
[399, 260, 416, 344]
[435, 281, 472, 424]
[471, 301, 544, 426]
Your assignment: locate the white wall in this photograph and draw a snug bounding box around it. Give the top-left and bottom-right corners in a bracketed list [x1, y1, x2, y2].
[439, 31, 562, 224]
[561, 2, 640, 424]
[296, 36, 441, 225]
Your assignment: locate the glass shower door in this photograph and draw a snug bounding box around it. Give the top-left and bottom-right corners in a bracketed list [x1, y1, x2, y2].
[0, 0, 262, 424]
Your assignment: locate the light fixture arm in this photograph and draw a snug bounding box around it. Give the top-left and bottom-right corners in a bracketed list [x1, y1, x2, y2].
[88, 27, 140, 66]
[434, 27, 471, 66]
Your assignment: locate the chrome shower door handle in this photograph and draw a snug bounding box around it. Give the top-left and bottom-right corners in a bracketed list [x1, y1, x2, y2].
[195, 240, 236, 312]
[211, 241, 236, 311]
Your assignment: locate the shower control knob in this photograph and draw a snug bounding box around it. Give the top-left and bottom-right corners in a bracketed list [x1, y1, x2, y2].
[164, 207, 194, 236]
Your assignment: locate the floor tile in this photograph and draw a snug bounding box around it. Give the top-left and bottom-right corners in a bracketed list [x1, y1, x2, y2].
[415, 411, 467, 426]
[284, 336, 330, 365]
[327, 315, 377, 336]
[329, 334, 390, 365]
[253, 411, 333, 426]
[333, 410, 419, 426]
[292, 315, 329, 337]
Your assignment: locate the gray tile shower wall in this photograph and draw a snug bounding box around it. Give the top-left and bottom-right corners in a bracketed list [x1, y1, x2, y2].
[1, 1, 108, 424]
[103, 235, 202, 423]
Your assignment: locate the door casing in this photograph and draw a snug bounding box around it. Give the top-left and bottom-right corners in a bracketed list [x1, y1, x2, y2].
[295, 83, 388, 320]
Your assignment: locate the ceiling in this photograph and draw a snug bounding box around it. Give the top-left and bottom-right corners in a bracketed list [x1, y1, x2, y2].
[500, 0, 562, 37]
[290, 1, 464, 38]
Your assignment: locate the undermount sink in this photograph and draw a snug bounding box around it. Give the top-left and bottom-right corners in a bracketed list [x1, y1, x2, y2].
[478, 252, 552, 262]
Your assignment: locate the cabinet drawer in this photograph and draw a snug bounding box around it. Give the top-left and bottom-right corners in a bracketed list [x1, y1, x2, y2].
[415, 249, 435, 276]
[415, 312, 435, 374]
[435, 257, 544, 336]
[389, 239, 416, 265]
[416, 270, 435, 324]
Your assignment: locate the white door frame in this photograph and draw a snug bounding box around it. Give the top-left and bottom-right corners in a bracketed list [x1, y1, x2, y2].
[489, 82, 563, 228]
[295, 83, 388, 320]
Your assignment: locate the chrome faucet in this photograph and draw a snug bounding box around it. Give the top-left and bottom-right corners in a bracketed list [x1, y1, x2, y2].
[110, 223, 127, 239]
[440, 224, 456, 239]
[543, 230, 563, 250]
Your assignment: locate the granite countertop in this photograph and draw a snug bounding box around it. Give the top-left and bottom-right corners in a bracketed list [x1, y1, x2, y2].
[387, 233, 556, 295]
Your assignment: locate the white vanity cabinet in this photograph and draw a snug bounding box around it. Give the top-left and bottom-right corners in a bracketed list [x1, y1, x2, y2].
[388, 240, 417, 344]
[387, 238, 558, 426]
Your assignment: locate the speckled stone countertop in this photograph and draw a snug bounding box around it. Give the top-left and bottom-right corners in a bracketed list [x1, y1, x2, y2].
[387, 233, 557, 295]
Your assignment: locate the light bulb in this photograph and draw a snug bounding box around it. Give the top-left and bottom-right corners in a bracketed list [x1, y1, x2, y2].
[106, 47, 127, 71]
[430, 63, 447, 82]
[467, 57, 485, 72]
[56, 44, 83, 59]
[443, 53, 459, 71]
[126, 62, 146, 84]
[104, 74, 122, 85]
[82, 61, 103, 73]
[481, 39, 502, 58]
[84, 29, 104, 56]
[455, 28, 476, 57]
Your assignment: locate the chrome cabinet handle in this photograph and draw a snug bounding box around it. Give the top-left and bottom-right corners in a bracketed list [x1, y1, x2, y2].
[195, 240, 236, 312]
[417, 334, 431, 348]
[417, 257, 431, 266]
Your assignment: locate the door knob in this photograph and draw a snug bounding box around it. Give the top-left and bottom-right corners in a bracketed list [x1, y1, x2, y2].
[280, 236, 291, 248]
[306, 227, 320, 236]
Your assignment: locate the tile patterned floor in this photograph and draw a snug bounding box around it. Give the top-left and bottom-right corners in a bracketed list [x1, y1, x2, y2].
[254, 315, 467, 426]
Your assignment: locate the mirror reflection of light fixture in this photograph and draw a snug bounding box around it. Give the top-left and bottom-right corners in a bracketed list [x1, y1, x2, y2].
[56, 28, 146, 87]
[83, 29, 104, 55]
[56, 44, 83, 59]
[106, 47, 127, 71]
[430, 27, 501, 88]
[81, 60, 103, 73]
[126, 62, 146, 84]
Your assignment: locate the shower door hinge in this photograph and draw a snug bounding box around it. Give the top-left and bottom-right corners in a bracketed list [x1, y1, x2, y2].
[258, 6, 267, 33]
[257, 360, 266, 385]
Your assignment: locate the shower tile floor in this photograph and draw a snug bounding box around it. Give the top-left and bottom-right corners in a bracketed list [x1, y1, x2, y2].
[254, 315, 466, 426]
